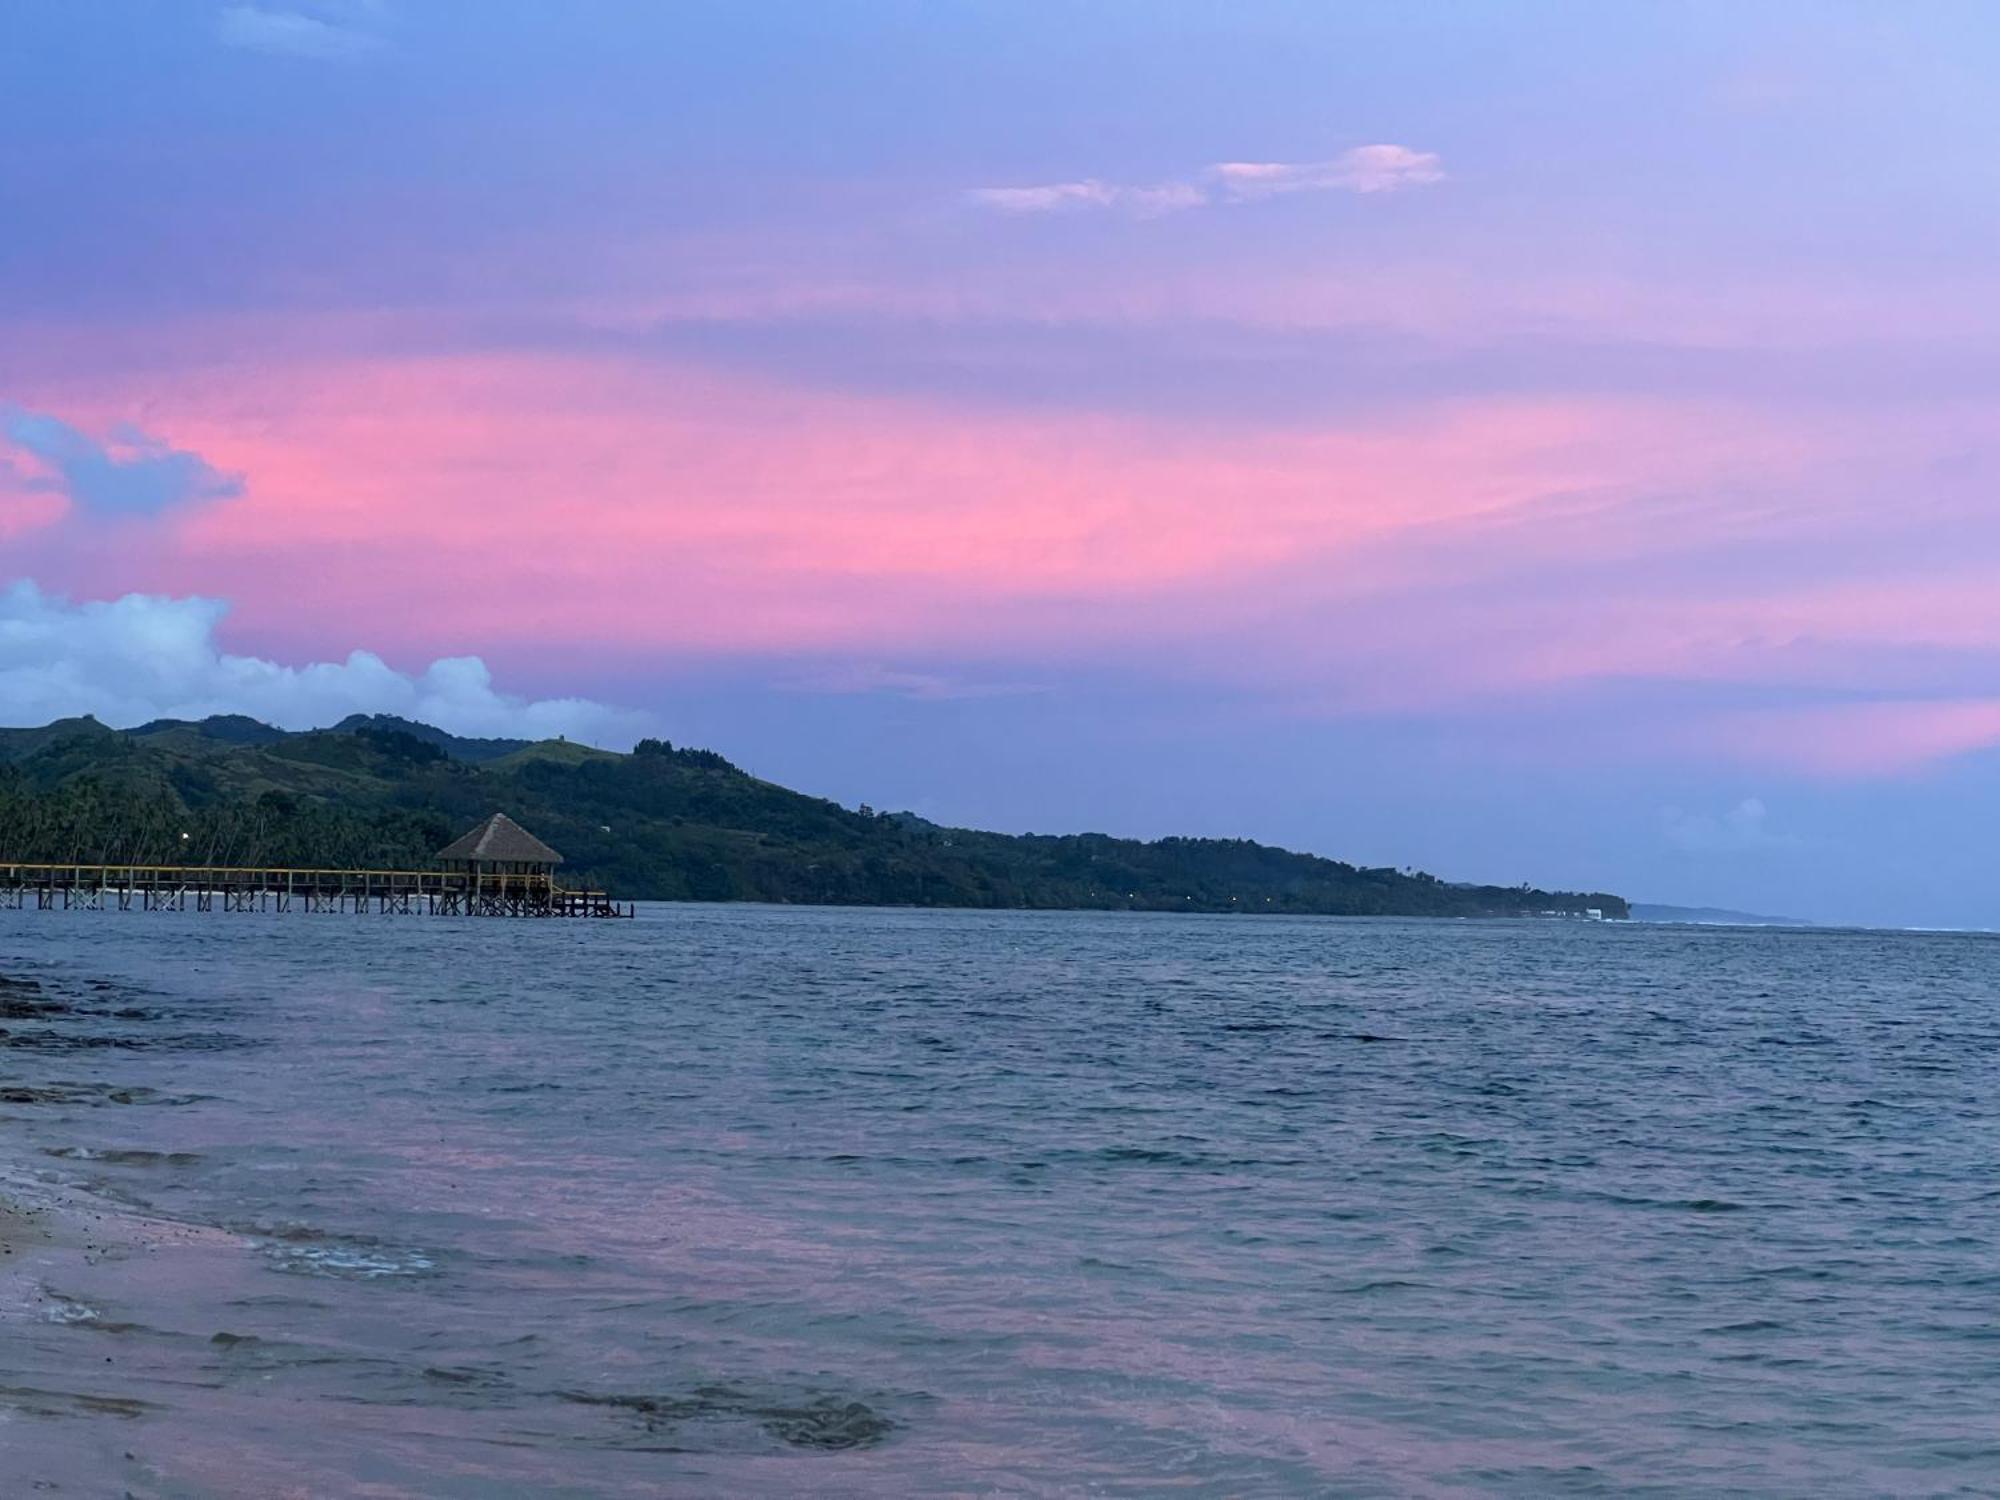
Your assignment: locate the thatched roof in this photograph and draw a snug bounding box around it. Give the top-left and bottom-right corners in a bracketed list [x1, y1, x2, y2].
[437, 813, 564, 866]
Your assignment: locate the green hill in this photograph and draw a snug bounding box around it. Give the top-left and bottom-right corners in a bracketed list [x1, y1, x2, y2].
[0, 716, 1627, 918]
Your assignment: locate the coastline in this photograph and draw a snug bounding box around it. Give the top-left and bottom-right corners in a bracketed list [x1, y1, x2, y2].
[0, 1156, 255, 1493]
[0, 1152, 249, 1341]
[0, 712, 1631, 920]
[0, 951, 248, 1494]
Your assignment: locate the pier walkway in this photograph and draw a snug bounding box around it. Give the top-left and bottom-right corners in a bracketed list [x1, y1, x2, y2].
[0, 862, 633, 918]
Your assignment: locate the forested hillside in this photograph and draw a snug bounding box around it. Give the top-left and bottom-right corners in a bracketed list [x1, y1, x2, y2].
[0, 714, 1628, 918]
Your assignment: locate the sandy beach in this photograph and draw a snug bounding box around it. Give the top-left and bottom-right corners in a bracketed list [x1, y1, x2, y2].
[0, 1194, 52, 1255]
[0, 954, 267, 1497]
[1, 1175, 156, 1489]
[0, 1162, 250, 1491]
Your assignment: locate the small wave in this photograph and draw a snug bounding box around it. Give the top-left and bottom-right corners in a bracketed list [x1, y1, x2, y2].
[1329, 1278, 1422, 1295]
[1705, 1318, 1788, 1334]
[41, 1294, 101, 1325]
[257, 1241, 438, 1280]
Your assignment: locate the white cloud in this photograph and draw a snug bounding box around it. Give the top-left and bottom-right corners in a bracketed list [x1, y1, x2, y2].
[1661, 797, 1796, 853]
[0, 581, 652, 747]
[966, 179, 1207, 217]
[1209, 146, 1445, 198]
[216, 5, 384, 61]
[967, 144, 1442, 216]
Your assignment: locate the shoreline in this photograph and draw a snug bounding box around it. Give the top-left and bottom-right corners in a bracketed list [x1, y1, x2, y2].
[0, 1156, 253, 1494]
[0, 1157, 243, 1312]
[0, 952, 253, 1494]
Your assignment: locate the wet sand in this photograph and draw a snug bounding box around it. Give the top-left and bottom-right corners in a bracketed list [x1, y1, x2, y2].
[0, 1178, 150, 1490]
[0, 1195, 52, 1254]
[0, 1139, 256, 1493]
[0, 1080, 270, 1500]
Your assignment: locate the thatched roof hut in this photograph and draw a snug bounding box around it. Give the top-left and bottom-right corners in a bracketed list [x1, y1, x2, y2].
[436, 813, 563, 874]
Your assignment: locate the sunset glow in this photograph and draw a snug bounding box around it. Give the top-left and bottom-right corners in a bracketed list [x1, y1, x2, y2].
[8, 2, 2000, 923]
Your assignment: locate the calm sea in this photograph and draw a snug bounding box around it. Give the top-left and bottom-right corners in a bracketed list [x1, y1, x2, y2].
[2, 907, 1997, 1497]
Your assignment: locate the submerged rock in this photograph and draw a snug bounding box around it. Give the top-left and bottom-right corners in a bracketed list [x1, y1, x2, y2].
[561, 1385, 897, 1450]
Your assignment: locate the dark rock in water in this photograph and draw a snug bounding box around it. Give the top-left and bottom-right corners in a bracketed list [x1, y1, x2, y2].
[43, 1147, 204, 1167]
[757, 1397, 897, 1450]
[0, 1028, 249, 1054]
[0, 1085, 83, 1105]
[0, 1030, 144, 1051]
[0, 976, 66, 1018]
[0, 995, 68, 1019]
[562, 1385, 897, 1450]
[2, 1083, 189, 1107]
[0, 1387, 155, 1421]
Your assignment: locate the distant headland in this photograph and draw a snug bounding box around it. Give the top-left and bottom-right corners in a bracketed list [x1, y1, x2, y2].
[1629, 903, 1813, 928]
[0, 714, 1628, 919]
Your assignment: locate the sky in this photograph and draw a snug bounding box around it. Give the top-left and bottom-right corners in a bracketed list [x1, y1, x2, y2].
[5, 2, 2000, 926]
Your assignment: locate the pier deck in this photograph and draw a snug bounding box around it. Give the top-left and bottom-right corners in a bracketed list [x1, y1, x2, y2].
[0, 862, 632, 918]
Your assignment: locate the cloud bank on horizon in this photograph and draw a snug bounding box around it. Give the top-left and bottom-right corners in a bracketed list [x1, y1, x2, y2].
[5, 1, 2000, 923]
[0, 582, 650, 747]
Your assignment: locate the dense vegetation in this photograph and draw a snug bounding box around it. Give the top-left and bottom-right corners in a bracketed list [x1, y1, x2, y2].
[0, 714, 1628, 918]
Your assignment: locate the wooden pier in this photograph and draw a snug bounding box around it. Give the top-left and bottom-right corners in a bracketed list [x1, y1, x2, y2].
[0, 813, 633, 919]
[0, 862, 632, 918]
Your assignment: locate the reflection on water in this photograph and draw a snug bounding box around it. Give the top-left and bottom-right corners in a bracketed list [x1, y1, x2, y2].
[3, 906, 2000, 1495]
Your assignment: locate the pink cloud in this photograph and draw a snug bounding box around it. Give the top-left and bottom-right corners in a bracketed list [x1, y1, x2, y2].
[0, 463, 67, 539]
[26, 350, 1755, 661]
[10, 316, 2000, 783]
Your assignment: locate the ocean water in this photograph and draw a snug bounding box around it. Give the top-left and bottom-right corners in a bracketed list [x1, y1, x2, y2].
[2, 906, 1998, 1497]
